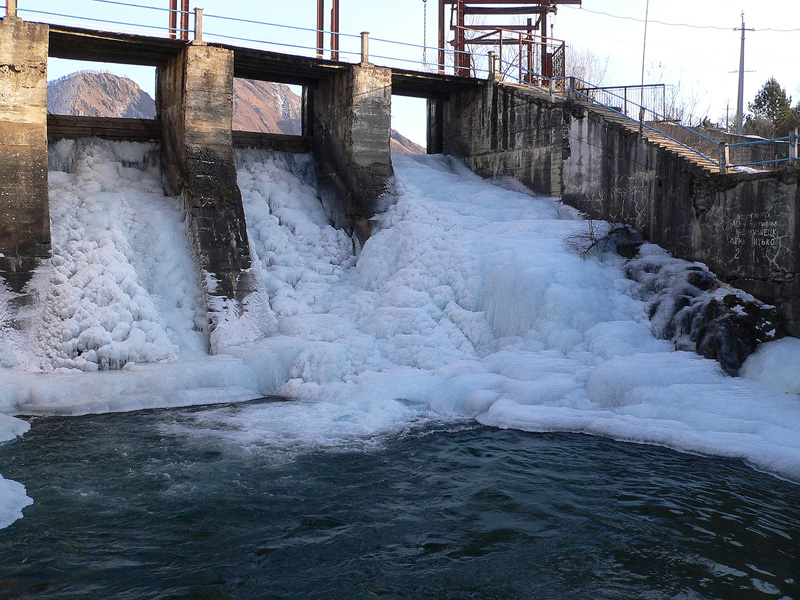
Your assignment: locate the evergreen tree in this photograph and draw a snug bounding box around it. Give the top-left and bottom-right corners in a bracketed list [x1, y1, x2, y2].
[746, 78, 800, 137]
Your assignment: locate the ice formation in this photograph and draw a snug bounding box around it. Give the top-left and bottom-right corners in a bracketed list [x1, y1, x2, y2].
[2, 142, 800, 529]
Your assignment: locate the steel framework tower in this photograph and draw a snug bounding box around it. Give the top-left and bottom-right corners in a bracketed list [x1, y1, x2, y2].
[437, 1, 580, 76]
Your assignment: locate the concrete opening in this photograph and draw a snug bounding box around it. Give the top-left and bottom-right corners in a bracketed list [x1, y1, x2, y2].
[47, 59, 157, 119]
[232, 79, 302, 135]
[231, 78, 308, 153]
[390, 95, 427, 154]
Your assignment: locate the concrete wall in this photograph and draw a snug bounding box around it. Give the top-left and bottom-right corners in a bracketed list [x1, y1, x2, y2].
[311, 63, 393, 239]
[157, 43, 255, 336]
[0, 17, 49, 292]
[562, 103, 800, 335]
[438, 82, 800, 334]
[441, 80, 565, 196]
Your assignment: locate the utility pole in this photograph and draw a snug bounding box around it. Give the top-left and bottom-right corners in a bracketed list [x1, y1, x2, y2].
[734, 12, 754, 135]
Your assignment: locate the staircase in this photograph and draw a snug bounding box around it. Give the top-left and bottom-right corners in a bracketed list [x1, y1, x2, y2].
[506, 82, 719, 173]
[583, 102, 719, 172]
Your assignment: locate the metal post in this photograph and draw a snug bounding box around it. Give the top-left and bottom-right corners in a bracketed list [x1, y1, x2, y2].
[624, 87, 628, 118]
[498, 34, 503, 78]
[169, 0, 177, 39]
[193, 8, 203, 44]
[719, 142, 730, 174]
[790, 128, 799, 165]
[6, 0, 17, 18]
[568, 76, 576, 101]
[438, 0, 445, 75]
[540, 4, 548, 76]
[548, 77, 554, 102]
[456, 0, 466, 76]
[181, 0, 189, 41]
[488, 51, 496, 80]
[330, 0, 339, 61]
[317, 0, 324, 59]
[360, 31, 369, 64]
[526, 18, 533, 84]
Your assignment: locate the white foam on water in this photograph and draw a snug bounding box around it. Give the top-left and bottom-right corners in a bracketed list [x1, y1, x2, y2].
[2, 144, 800, 528]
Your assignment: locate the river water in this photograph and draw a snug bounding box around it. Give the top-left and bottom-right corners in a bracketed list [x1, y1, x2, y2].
[0, 398, 798, 600]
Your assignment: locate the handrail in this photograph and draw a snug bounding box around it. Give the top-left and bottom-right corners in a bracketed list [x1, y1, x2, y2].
[457, 24, 566, 80]
[572, 89, 719, 165]
[727, 136, 790, 148]
[504, 64, 720, 167]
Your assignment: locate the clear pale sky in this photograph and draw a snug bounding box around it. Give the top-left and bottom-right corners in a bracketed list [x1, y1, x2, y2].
[21, 0, 800, 146]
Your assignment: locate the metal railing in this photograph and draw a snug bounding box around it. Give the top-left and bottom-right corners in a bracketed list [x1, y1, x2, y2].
[491, 59, 799, 173]
[718, 132, 799, 174]
[454, 25, 565, 82]
[574, 84, 666, 122]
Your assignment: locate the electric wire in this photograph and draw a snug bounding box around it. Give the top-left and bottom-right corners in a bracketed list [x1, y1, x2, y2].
[562, 5, 800, 33]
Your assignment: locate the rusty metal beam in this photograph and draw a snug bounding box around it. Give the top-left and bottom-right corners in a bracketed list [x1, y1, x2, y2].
[438, 0, 446, 74]
[331, 0, 339, 60]
[169, 0, 177, 39]
[462, 24, 546, 30]
[441, 0, 581, 4]
[181, 0, 189, 41]
[464, 6, 549, 14]
[317, 0, 324, 58]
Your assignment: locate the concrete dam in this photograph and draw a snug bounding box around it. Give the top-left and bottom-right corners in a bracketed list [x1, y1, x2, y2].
[1, 14, 799, 342]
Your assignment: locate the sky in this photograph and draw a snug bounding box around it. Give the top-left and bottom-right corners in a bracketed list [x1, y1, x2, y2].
[18, 0, 800, 146]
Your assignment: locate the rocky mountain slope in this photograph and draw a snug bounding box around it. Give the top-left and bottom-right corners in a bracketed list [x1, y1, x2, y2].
[48, 71, 424, 153]
[48, 71, 157, 119]
[232, 78, 301, 135]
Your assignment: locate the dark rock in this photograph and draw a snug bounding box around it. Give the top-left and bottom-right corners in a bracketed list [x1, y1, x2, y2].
[686, 269, 716, 292]
[623, 243, 781, 375]
[605, 225, 644, 258]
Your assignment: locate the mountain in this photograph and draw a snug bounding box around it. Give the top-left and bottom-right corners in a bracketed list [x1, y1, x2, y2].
[48, 71, 156, 119]
[232, 78, 301, 135]
[391, 129, 425, 154]
[47, 71, 425, 153]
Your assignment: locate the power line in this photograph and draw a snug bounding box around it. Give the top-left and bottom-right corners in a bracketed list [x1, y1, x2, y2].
[561, 5, 800, 32]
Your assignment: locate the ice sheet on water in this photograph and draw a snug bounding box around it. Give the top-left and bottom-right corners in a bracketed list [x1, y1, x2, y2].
[0, 475, 32, 530]
[4, 145, 800, 529]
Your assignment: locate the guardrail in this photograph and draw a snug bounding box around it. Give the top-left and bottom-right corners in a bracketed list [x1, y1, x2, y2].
[454, 24, 565, 81]
[575, 84, 666, 122]
[718, 133, 799, 174]
[493, 59, 799, 173]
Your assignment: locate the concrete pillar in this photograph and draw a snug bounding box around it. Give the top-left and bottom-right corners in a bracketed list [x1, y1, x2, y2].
[312, 63, 393, 241]
[157, 43, 254, 337]
[0, 18, 49, 292]
[426, 98, 444, 155]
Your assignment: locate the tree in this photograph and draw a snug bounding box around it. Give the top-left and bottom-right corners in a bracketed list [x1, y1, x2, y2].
[565, 47, 609, 86]
[746, 78, 800, 137]
[648, 62, 709, 126]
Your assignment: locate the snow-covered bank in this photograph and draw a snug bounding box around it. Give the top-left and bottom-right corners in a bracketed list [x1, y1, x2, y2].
[2, 144, 800, 529]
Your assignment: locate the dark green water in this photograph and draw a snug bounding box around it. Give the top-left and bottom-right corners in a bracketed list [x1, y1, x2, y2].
[0, 399, 798, 600]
